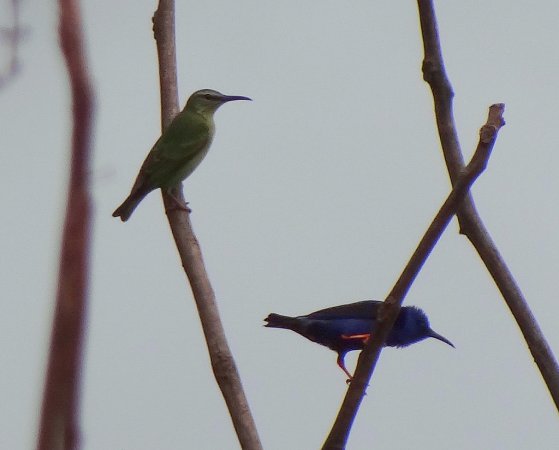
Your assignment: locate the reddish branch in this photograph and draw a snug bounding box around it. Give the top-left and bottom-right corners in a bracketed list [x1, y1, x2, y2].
[322, 105, 506, 450]
[417, 0, 559, 409]
[152, 2, 263, 449]
[36, 0, 94, 449]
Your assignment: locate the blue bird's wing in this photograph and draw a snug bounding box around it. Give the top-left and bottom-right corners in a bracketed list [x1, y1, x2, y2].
[303, 318, 373, 353]
[305, 300, 382, 320]
[301, 302, 384, 352]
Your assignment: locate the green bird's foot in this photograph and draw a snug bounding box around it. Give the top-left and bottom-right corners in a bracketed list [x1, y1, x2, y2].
[165, 203, 191, 215]
[166, 192, 191, 214]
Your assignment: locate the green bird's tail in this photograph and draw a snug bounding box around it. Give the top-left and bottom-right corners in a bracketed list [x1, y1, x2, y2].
[112, 190, 147, 222]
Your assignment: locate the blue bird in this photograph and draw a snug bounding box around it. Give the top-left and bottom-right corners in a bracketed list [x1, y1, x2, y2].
[264, 300, 454, 380]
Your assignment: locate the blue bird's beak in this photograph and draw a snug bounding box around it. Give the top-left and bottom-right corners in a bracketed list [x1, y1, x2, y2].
[428, 329, 455, 348]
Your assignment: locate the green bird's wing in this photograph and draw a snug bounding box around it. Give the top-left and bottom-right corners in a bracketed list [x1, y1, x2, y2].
[132, 116, 211, 192]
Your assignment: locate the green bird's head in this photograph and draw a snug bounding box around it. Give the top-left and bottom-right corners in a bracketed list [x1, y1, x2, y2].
[186, 89, 251, 114]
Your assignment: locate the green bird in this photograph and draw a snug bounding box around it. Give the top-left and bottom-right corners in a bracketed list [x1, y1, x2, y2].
[112, 89, 251, 221]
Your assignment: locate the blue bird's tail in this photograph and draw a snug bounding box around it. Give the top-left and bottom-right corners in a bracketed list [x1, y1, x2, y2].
[264, 313, 301, 331]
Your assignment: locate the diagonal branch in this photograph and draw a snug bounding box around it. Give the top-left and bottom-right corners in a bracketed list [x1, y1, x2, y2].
[322, 104, 506, 450]
[36, 0, 94, 448]
[151, 2, 263, 449]
[417, 0, 559, 410]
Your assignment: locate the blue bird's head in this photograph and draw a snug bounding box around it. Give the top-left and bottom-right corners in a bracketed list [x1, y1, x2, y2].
[388, 306, 454, 348]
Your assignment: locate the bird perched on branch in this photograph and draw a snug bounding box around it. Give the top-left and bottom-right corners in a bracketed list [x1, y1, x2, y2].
[113, 89, 251, 221]
[264, 300, 454, 380]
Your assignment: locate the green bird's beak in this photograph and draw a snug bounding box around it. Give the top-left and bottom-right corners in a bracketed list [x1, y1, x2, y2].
[221, 94, 252, 102]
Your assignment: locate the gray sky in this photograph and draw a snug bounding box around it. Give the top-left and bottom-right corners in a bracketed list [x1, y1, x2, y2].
[2, 0, 559, 449]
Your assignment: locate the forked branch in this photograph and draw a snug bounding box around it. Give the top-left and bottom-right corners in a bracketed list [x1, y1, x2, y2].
[322, 104, 506, 450]
[417, 0, 559, 409]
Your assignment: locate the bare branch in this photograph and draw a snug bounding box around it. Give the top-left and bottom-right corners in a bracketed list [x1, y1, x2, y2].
[417, 0, 559, 409]
[36, 0, 94, 448]
[322, 105, 506, 450]
[152, 2, 263, 449]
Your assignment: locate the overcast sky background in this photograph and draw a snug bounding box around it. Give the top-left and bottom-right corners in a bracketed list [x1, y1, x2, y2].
[2, 1, 559, 449]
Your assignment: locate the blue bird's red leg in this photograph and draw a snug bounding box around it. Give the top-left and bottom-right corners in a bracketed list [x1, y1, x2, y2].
[336, 353, 354, 382]
[337, 334, 371, 382]
[340, 333, 370, 343]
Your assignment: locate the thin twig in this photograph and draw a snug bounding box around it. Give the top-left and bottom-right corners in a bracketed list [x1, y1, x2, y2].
[36, 0, 94, 449]
[152, 2, 263, 449]
[417, 0, 559, 409]
[0, 0, 27, 87]
[322, 105, 506, 450]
